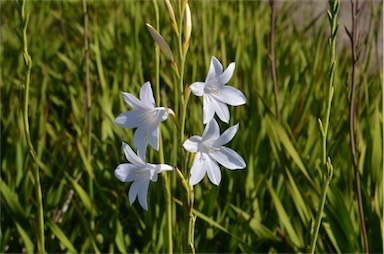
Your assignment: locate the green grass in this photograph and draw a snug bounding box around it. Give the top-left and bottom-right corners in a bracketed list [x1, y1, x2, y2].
[1, 0, 382, 253]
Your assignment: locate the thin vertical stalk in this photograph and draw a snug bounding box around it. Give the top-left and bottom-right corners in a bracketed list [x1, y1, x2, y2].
[20, 1, 45, 252]
[346, 1, 369, 252]
[308, 0, 339, 253]
[153, 1, 173, 253]
[83, 0, 94, 231]
[177, 1, 187, 154]
[176, 1, 195, 253]
[269, 0, 280, 122]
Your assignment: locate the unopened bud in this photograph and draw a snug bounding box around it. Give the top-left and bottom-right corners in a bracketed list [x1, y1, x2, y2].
[183, 3, 192, 53]
[146, 23, 175, 63]
[164, 0, 178, 34]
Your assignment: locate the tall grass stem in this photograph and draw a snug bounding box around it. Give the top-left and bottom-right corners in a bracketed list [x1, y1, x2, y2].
[176, 1, 195, 252]
[153, 1, 173, 253]
[308, 0, 339, 252]
[346, 1, 369, 252]
[269, 0, 280, 122]
[82, 0, 94, 232]
[20, 0, 45, 252]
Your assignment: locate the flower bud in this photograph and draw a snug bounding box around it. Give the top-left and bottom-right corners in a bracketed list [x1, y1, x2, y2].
[183, 3, 192, 53]
[164, 0, 178, 34]
[146, 23, 175, 63]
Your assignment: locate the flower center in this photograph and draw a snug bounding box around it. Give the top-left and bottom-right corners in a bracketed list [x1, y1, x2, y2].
[198, 142, 219, 154]
[204, 84, 220, 96]
[139, 109, 157, 124]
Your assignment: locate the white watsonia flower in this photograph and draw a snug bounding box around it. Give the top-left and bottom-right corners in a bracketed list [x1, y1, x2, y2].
[189, 56, 246, 124]
[115, 81, 170, 159]
[114, 142, 173, 210]
[183, 119, 246, 186]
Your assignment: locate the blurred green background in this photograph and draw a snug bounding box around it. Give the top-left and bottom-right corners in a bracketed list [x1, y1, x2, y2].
[1, 0, 382, 253]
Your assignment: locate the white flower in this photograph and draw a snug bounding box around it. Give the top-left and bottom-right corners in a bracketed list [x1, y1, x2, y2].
[183, 119, 246, 186]
[115, 81, 170, 159]
[190, 56, 246, 124]
[114, 142, 173, 210]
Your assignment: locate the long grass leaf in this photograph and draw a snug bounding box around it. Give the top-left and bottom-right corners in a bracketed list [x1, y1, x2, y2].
[173, 197, 253, 251]
[230, 204, 280, 242]
[47, 218, 77, 253]
[15, 222, 34, 253]
[0, 178, 25, 218]
[266, 180, 301, 248]
[275, 123, 315, 187]
[65, 173, 96, 216]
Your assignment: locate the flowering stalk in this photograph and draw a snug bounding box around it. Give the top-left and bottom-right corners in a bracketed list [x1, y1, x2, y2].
[175, 1, 196, 252]
[20, 0, 45, 252]
[153, 1, 173, 253]
[308, 0, 339, 253]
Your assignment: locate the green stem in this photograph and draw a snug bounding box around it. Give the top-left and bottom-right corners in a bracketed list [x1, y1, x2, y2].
[309, 159, 333, 253]
[152, 1, 173, 253]
[20, 1, 45, 252]
[308, 1, 339, 253]
[176, 2, 195, 253]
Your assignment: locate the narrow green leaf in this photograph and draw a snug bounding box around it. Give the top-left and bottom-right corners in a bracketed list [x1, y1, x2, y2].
[47, 219, 77, 253]
[115, 218, 127, 254]
[76, 140, 95, 179]
[56, 52, 77, 74]
[15, 221, 34, 253]
[0, 178, 25, 218]
[371, 106, 382, 179]
[323, 222, 341, 253]
[230, 204, 280, 242]
[285, 169, 311, 223]
[274, 123, 315, 187]
[65, 173, 96, 216]
[173, 198, 253, 251]
[266, 180, 302, 248]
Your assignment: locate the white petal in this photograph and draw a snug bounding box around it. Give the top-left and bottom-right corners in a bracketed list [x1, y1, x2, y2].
[214, 123, 239, 147]
[189, 153, 208, 186]
[129, 177, 150, 210]
[183, 136, 201, 152]
[147, 123, 159, 151]
[134, 127, 149, 160]
[122, 142, 145, 166]
[202, 118, 220, 142]
[151, 172, 158, 182]
[140, 82, 155, 108]
[190, 82, 205, 96]
[114, 111, 142, 128]
[212, 100, 230, 124]
[205, 156, 222, 186]
[155, 107, 169, 122]
[148, 164, 173, 181]
[210, 146, 246, 169]
[217, 85, 246, 106]
[205, 56, 223, 83]
[114, 163, 141, 182]
[137, 178, 150, 210]
[217, 62, 235, 85]
[122, 92, 145, 109]
[203, 95, 216, 124]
